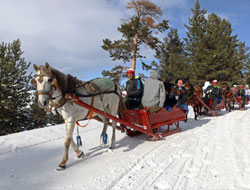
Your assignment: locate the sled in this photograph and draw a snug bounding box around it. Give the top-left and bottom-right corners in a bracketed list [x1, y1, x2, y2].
[194, 94, 225, 116]
[71, 95, 186, 140]
[235, 96, 248, 110]
[120, 106, 186, 140]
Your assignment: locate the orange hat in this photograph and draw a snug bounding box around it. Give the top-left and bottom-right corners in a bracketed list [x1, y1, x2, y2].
[126, 68, 134, 75]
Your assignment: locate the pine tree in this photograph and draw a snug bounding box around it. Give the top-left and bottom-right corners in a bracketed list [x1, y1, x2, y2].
[29, 94, 64, 129]
[102, 0, 168, 72]
[184, 0, 208, 81]
[156, 28, 189, 81]
[0, 40, 33, 135]
[236, 42, 250, 84]
[102, 65, 128, 85]
[205, 13, 242, 82]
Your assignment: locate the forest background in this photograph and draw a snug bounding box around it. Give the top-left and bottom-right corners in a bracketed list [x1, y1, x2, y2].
[0, 0, 250, 135]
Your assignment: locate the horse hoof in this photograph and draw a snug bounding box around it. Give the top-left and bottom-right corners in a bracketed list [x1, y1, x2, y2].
[77, 151, 85, 159]
[56, 165, 66, 171]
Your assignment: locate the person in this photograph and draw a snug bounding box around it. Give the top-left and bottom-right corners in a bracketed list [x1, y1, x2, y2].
[168, 78, 189, 121]
[203, 81, 211, 97]
[236, 85, 246, 109]
[245, 84, 250, 100]
[142, 70, 165, 108]
[122, 68, 143, 109]
[232, 84, 238, 95]
[203, 80, 221, 111]
[163, 72, 175, 111]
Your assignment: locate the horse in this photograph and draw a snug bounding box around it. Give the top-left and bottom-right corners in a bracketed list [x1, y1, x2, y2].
[221, 83, 235, 112]
[31, 63, 121, 170]
[185, 80, 204, 120]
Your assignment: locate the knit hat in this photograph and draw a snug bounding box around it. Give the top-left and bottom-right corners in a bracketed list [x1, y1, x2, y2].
[212, 80, 217, 84]
[126, 68, 135, 75]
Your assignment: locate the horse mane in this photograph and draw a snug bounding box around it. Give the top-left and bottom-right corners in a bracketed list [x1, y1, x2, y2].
[50, 67, 68, 96]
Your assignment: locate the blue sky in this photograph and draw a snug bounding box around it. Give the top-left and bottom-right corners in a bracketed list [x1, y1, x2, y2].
[0, 0, 249, 81]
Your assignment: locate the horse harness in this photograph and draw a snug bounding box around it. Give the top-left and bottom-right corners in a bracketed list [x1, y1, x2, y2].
[33, 73, 119, 120]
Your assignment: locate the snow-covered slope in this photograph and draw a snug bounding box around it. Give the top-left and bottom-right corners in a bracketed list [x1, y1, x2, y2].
[1, 106, 250, 190]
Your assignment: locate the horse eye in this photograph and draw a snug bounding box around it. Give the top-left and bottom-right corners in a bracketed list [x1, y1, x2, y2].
[48, 78, 52, 83]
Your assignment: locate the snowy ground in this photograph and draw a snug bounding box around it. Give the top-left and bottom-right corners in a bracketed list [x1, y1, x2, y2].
[1, 106, 250, 190]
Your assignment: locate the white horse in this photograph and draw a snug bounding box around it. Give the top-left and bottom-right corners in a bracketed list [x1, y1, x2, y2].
[31, 63, 121, 170]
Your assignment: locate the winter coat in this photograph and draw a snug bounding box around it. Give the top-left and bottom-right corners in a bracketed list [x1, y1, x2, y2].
[169, 85, 188, 106]
[237, 89, 246, 97]
[204, 85, 221, 98]
[126, 76, 143, 103]
[142, 70, 165, 107]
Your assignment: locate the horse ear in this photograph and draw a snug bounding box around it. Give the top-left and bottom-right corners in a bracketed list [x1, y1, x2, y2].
[33, 64, 39, 71]
[30, 78, 37, 87]
[45, 62, 50, 69]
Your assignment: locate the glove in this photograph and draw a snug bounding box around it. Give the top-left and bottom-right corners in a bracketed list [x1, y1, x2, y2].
[175, 96, 179, 100]
[122, 91, 128, 96]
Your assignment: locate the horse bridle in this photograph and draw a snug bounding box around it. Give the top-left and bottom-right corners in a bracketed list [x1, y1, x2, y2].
[33, 74, 67, 108]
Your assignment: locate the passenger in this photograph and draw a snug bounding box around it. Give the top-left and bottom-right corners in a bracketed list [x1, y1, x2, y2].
[232, 84, 238, 94]
[142, 70, 165, 109]
[236, 85, 246, 109]
[168, 78, 189, 121]
[203, 80, 221, 111]
[245, 85, 250, 100]
[203, 81, 211, 97]
[122, 68, 143, 109]
[163, 72, 175, 111]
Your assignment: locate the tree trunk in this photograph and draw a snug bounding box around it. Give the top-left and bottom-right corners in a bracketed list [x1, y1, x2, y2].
[131, 32, 139, 71]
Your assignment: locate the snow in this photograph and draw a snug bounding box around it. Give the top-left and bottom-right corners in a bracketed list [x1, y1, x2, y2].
[1, 106, 250, 190]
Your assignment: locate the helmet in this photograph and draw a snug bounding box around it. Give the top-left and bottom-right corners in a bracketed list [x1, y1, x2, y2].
[212, 80, 217, 84]
[240, 85, 244, 88]
[126, 68, 134, 75]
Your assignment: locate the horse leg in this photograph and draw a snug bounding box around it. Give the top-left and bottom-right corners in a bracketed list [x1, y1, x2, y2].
[110, 120, 117, 149]
[57, 120, 75, 171]
[71, 139, 85, 158]
[100, 117, 109, 147]
[194, 106, 198, 120]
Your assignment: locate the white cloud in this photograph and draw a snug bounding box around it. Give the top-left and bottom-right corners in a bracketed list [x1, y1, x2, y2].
[0, 0, 188, 80]
[0, 0, 129, 80]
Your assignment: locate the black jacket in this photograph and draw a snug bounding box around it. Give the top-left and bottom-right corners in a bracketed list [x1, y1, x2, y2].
[126, 76, 143, 102]
[170, 85, 188, 106]
[204, 85, 220, 98]
[237, 89, 246, 97]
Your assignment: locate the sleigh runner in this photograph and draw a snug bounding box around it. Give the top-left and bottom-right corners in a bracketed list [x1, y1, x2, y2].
[194, 93, 225, 116]
[71, 94, 186, 140]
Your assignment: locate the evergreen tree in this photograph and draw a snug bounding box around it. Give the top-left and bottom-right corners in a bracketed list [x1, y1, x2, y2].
[102, 0, 168, 72]
[30, 94, 64, 129]
[102, 65, 128, 85]
[0, 40, 33, 135]
[237, 42, 250, 84]
[156, 28, 190, 81]
[205, 13, 242, 82]
[184, 0, 208, 81]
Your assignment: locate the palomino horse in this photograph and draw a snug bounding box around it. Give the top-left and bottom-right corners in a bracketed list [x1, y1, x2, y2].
[31, 63, 120, 170]
[185, 80, 203, 120]
[221, 83, 234, 112]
